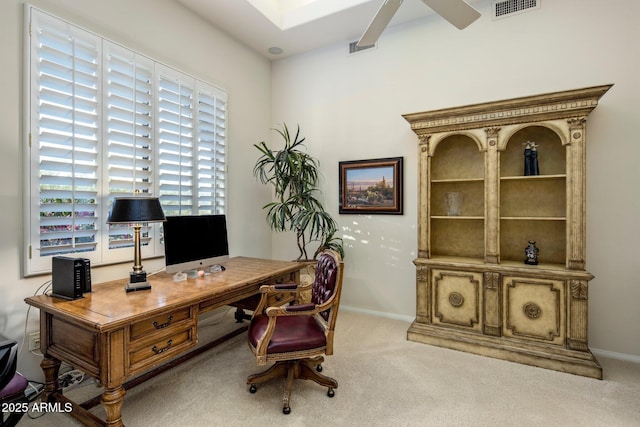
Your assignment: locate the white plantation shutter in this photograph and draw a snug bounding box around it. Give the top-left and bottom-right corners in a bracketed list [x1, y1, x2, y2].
[104, 44, 156, 254]
[197, 84, 227, 215]
[157, 68, 195, 217]
[25, 6, 227, 276]
[28, 10, 102, 273]
[157, 68, 227, 217]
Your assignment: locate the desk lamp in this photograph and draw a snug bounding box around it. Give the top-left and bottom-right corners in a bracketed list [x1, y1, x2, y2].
[107, 197, 166, 292]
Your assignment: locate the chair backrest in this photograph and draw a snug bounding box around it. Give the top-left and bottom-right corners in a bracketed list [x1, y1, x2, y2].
[310, 250, 343, 353]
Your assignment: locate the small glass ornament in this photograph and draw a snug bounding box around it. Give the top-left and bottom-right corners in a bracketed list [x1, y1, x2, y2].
[445, 192, 462, 216]
[524, 240, 539, 265]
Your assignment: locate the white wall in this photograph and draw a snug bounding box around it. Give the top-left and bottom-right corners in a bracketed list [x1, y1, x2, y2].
[0, 0, 273, 379]
[271, 0, 640, 358]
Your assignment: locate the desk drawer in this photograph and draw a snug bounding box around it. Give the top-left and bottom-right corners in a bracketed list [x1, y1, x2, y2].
[128, 307, 197, 374]
[130, 307, 192, 340]
[128, 327, 196, 371]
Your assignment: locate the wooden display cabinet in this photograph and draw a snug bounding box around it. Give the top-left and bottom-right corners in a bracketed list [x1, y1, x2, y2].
[403, 85, 612, 379]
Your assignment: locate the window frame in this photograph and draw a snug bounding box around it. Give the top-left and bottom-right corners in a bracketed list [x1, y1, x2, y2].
[23, 5, 227, 276]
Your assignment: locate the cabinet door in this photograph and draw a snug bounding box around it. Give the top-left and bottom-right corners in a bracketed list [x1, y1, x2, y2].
[431, 269, 483, 333]
[502, 276, 566, 346]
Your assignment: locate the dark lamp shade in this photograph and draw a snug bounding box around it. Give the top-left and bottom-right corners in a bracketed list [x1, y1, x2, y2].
[107, 197, 166, 224]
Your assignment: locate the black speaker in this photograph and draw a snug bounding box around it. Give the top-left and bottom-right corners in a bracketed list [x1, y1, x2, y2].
[52, 256, 91, 300]
[79, 257, 92, 293]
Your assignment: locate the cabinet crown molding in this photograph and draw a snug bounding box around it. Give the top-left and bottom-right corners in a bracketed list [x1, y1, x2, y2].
[403, 84, 613, 134]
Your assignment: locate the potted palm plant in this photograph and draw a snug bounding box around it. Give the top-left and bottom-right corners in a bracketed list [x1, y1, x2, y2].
[253, 123, 343, 261]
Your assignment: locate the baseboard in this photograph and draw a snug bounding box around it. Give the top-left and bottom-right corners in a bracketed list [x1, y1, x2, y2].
[341, 305, 414, 323]
[591, 348, 640, 364]
[341, 306, 640, 365]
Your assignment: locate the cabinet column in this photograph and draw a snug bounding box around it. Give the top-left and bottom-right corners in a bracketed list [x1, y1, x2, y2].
[484, 127, 500, 264]
[414, 263, 430, 323]
[483, 272, 501, 336]
[567, 118, 587, 270]
[418, 134, 431, 258]
[568, 279, 589, 351]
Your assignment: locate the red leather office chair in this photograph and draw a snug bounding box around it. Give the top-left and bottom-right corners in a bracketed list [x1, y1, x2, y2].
[246, 250, 344, 414]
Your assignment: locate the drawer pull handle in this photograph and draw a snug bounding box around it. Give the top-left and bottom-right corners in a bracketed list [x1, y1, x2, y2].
[152, 315, 173, 329]
[152, 339, 173, 354]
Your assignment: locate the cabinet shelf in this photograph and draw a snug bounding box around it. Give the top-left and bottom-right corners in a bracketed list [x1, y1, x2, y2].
[500, 177, 565, 218]
[500, 174, 566, 181]
[431, 216, 484, 220]
[501, 216, 565, 221]
[432, 178, 484, 183]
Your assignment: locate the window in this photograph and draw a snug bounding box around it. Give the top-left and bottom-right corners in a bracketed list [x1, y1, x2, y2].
[25, 6, 227, 275]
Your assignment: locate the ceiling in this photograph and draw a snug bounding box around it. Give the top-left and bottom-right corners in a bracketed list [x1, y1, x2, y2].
[174, 0, 478, 59]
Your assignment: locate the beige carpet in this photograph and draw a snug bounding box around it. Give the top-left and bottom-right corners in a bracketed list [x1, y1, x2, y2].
[19, 309, 640, 426]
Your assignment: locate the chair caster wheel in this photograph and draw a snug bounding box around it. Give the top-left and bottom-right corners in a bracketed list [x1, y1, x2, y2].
[249, 384, 257, 393]
[316, 364, 323, 372]
[327, 388, 335, 397]
[283, 406, 291, 415]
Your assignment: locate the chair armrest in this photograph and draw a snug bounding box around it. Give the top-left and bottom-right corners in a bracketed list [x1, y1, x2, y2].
[253, 282, 312, 315]
[273, 283, 298, 290]
[264, 303, 315, 316]
[258, 282, 312, 294]
[264, 296, 334, 317]
[285, 303, 315, 312]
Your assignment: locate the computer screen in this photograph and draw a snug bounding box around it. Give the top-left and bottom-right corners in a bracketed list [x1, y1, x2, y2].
[163, 215, 229, 274]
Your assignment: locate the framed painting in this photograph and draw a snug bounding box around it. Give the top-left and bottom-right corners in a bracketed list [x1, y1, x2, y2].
[339, 157, 403, 214]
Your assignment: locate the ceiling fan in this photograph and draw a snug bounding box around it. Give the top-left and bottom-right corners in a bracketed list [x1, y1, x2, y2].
[357, 0, 481, 48]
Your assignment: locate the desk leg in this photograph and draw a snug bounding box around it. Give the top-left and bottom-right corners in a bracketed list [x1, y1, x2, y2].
[40, 355, 61, 402]
[101, 386, 126, 427]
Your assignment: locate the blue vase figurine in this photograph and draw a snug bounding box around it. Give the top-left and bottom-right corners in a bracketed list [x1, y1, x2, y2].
[524, 241, 539, 265]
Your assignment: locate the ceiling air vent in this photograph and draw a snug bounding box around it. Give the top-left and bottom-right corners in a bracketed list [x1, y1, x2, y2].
[349, 41, 376, 55]
[493, 0, 539, 19]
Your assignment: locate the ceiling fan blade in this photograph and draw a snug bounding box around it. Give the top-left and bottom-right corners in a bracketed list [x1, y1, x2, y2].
[357, 0, 404, 48]
[420, 0, 481, 29]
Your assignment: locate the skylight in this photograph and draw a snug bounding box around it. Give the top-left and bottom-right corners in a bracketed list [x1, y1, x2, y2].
[247, 0, 373, 29]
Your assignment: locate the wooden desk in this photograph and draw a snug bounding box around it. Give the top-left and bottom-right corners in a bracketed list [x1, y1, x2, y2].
[25, 257, 301, 427]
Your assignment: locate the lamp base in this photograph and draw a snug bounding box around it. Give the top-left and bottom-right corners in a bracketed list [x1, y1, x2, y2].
[125, 271, 151, 292]
[125, 281, 151, 292]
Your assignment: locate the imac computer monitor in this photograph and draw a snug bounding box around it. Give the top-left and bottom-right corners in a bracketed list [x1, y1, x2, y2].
[163, 214, 229, 274]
